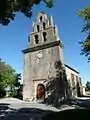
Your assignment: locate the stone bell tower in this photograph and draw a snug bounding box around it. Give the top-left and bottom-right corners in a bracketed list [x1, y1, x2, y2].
[22, 12, 64, 101]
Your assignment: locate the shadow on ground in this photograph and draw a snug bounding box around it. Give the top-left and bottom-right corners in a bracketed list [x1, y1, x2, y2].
[0, 103, 11, 117]
[0, 103, 53, 120]
[75, 98, 90, 108]
[42, 109, 90, 120]
[1, 97, 90, 120]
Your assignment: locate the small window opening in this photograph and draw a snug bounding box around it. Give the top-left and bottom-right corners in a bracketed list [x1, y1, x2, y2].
[28, 36, 30, 42]
[37, 25, 39, 32]
[43, 22, 46, 29]
[40, 16, 42, 22]
[34, 34, 39, 44]
[43, 32, 47, 42]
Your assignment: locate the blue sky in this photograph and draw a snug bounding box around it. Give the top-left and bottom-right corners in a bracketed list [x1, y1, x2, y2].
[0, 0, 90, 84]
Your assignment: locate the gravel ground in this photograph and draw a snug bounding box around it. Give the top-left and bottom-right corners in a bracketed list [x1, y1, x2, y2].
[0, 97, 90, 120]
[0, 98, 59, 111]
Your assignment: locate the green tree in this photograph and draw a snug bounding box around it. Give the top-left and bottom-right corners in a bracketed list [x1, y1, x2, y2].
[12, 73, 22, 99]
[78, 6, 90, 61]
[86, 81, 90, 90]
[0, 59, 16, 97]
[0, 0, 53, 26]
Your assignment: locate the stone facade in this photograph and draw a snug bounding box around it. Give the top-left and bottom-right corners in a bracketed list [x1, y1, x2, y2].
[22, 12, 65, 101]
[65, 64, 83, 97]
[22, 12, 83, 102]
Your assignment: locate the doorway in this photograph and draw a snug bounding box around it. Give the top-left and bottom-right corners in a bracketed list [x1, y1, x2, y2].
[36, 84, 45, 100]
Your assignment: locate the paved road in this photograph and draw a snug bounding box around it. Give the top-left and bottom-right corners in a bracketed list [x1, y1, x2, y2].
[0, 97, 90, 120]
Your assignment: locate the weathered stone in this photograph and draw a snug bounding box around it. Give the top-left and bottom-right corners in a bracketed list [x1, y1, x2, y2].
[22, 12, 65, 102]
[22, 12, 83, 105]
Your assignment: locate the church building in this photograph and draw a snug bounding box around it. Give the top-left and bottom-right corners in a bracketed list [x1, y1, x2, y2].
[22, 12, 83, 102]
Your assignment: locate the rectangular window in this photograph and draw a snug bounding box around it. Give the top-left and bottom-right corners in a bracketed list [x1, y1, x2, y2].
[76, 76, 78, 82]
[71, 73, 74, 81]
[79, 77, 82, 85]
[71, 73, 75, 87]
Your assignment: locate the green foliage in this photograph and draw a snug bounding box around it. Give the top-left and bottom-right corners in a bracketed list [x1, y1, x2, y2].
[78, 6, 90, 22]
[0, 87, 6, 98]
[9, 88, 17, 97]
[44, 0, 54, 8]
[0, 59, 22, 98]
[86, 81, 90, 90]
[13, 73, 21, 87]
[78, 6, 90, 61]
[0, 0, 53, 26]
[9, 73, 23, 99]
[0, 59, 16, 89]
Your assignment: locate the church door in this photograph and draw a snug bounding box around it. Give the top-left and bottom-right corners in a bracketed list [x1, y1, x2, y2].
[36, 84, 45, 101]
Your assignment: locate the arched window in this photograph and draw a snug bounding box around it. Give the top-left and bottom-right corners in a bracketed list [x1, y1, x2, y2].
[43, 32, 47, 42]
[43, 22, 46, 29]
[40, 16, 42, 22]
[37, 25, 39, 32]
[34, 34, 39, 44]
